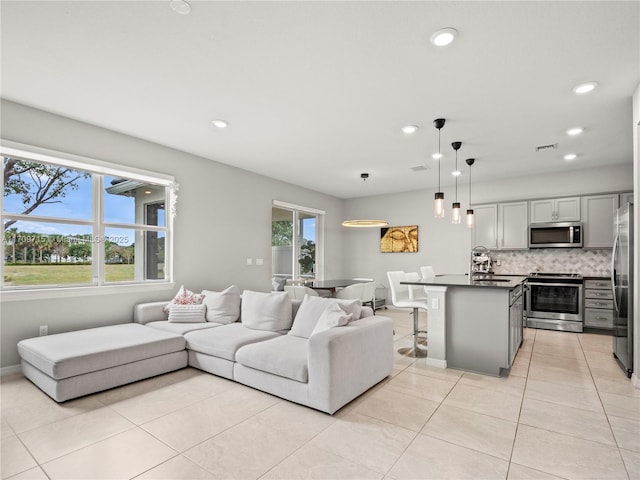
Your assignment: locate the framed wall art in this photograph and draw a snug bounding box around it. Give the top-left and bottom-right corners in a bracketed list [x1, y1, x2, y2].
[380, 225, 418, 253]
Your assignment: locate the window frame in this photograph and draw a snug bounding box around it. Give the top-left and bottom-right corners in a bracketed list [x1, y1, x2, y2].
[1, 140, 176, 298]
[272, 200, 325, 282]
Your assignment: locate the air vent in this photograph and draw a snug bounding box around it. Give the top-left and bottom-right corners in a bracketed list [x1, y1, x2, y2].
[535, 143, 558, 152]
[410, 165, 431, 172]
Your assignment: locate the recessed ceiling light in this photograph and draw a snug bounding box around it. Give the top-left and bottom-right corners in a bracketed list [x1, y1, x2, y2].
[144, 190, 152, 195]
[401, 125, 418, 134]
[432, 152, 443, 160]
[170, 0, 191, 15]
[573, 82, 598, 95]
[564, 153, 577, 161]
[451, 170, 462, 176]
[430, 28, 458, 47]
[566, 127, 584, 136]
[212, 120, 228, 128]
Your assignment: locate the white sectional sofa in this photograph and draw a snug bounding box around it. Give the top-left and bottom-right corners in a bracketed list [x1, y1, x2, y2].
[18, 289, 394, 415]
[135, 291, 394, 414]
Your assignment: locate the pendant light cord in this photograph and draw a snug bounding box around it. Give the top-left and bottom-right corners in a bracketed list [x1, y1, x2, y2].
[468, 163, 471, 204]
[438, 129, 441, 191]
[455, 151, 458, 201]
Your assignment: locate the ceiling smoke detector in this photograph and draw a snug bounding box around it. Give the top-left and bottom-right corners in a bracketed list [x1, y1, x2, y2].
[535, 143, 558, 152]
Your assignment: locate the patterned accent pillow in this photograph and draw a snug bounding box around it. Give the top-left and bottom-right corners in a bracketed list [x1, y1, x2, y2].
[163, 285, 204, 313]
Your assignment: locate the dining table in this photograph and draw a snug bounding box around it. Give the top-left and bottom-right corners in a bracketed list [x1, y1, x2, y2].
[306, 279, 366, 297]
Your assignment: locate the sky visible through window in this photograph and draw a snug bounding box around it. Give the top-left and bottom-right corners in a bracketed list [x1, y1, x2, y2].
[4, 173, 138, 246]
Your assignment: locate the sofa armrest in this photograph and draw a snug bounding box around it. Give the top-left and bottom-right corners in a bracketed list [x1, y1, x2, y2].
[307, 315, 393, 414]
[133, 301, 169, 324]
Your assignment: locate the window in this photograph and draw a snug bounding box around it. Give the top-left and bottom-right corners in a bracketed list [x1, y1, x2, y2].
[271, 201, 324, 287]
[1, 142, 175, 290]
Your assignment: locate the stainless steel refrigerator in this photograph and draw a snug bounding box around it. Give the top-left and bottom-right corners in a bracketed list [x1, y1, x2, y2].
[612, 202, 634, 377]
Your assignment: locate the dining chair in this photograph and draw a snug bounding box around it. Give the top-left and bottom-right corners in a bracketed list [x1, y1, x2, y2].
[284, 285, 320, 300]
[387, 271, 428, 358]
[335, 282, 365, 302]
[351, 278, 377, 312]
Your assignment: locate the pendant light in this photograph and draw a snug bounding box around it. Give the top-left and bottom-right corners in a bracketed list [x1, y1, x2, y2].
[451, 141, 462, 224]
[433, 118, 446, 218]
[466, 158, 475, 228]
[341, 173, 389, 228]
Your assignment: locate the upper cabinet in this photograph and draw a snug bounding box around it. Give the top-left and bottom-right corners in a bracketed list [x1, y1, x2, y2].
[529, 197, 580, 223]
[582, 194, 618, 248]
[473, 202, 528, 250]
[498, 202, 528, 249]
[473, 204, 498, 249]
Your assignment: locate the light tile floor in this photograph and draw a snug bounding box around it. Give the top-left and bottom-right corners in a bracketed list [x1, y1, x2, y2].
[1, 309, 639, 479]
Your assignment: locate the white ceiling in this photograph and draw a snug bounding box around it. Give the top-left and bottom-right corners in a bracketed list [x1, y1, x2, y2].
[1, 1, 638, 199]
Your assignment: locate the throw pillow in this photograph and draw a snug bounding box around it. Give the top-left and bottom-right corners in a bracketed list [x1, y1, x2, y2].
[241, 290, 292, 332]
[288, 295, 362, 339]
[168, 304, 206, 323]
[163, 285, 204, 313]
[310, 303, 352, 337]
[202, 285, 241, 324]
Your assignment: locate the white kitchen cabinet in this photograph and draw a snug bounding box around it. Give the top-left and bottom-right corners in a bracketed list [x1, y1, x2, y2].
[472, 204, 498, 249]
[530, 197, 580, 223]
[620, 192, 634, 206]
[498, 201, 528, 249]
[582, 194, 618, 248]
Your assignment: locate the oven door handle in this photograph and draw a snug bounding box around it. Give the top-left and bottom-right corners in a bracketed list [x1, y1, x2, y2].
[527, 281, 583, 288]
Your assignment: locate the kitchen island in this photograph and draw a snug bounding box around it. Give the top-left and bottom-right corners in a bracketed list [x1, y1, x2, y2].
[402, 275, 526, 376]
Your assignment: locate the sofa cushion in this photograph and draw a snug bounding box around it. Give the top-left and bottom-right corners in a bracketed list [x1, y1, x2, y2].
[310, 303, 352, 337]
[202, 285, 241, 324]
[163, 285, 204, 313]
[17, 324, 185, 380]
[241, 290, 292, 332]
[185, 323, 281, 362]
[289, 295, 362, 339]
[146, 321, 222, 335]
[236, 335, 308, 383]
[168, 304, 206, 323]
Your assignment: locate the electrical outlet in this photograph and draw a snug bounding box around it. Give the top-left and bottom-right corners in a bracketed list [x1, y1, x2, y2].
[39, 325, 48, 336]
[431, 298, 439, 310]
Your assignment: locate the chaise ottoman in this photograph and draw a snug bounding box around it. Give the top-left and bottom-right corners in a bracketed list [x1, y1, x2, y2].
[17, 323, 187, 402]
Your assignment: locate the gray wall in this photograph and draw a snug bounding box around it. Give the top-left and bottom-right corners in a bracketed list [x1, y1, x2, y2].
[0, 100, 345, 368]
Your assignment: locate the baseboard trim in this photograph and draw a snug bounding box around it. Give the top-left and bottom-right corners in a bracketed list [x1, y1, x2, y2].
[632, 372, 640, 390]
[426, 358, 447, 369]
[1, 364, 22, 376]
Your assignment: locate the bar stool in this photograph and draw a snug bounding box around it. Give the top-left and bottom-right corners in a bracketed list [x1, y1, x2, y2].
[387, 271, 428, 358]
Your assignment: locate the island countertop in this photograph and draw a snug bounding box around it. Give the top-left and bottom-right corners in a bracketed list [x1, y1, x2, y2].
[402, 274, 527, 289]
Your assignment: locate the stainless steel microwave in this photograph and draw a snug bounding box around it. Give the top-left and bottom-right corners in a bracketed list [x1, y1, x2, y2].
[528, 222, 582, 248]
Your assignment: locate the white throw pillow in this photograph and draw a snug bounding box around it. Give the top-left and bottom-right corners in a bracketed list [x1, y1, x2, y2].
[288, 295, 362, 339]
[241, 290, 293, 332]
[202, 285, 241, 324]
[163, 285, 204, 313]
[310, 303, 352, 337]
[168, 304, 206, 323]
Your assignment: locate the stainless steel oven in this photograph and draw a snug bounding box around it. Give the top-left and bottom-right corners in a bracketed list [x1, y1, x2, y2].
[526, 273, 583, 332]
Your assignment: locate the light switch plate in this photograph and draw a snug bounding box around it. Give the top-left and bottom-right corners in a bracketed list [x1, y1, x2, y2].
[246, 258, 253, 265]
[431, 298, 439, 310]
[255, 258, 264, 266]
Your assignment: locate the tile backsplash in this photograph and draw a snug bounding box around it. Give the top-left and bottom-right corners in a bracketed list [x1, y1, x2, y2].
[491, 249, 612, 277]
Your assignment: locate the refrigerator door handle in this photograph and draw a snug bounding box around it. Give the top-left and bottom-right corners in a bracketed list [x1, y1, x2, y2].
[611, 233, 619, 313]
